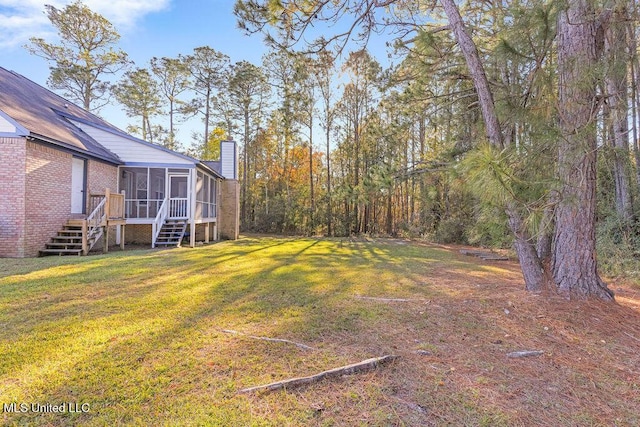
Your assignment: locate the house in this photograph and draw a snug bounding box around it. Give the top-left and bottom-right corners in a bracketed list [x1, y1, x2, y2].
[0, 67, 239, 258]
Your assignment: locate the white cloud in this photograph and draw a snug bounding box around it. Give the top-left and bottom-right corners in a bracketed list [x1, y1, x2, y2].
[83, 0, 171, 28]
[0, 0, 171, 49]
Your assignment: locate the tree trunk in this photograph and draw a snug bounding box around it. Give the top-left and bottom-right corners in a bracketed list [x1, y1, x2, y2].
[630, 40, 640, 189]
[309, 117, 315, 235]
[553, 0, 614, 300]
[441, 0, 544, 292]
[241, 108, 250, 229]
[605, 2, 633, 224]
[629, 6, 640, 189]
[326, 125, 333, 236]
[507, 204, 545, 292]
[440, 0, 503, 149]
[386, 189, 393, 235]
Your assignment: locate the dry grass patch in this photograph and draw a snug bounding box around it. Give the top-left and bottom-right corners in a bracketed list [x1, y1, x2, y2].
[0, 236, 639, 426]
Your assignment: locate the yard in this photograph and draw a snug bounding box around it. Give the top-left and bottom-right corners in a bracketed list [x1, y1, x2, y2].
[1, 236, 639, 426]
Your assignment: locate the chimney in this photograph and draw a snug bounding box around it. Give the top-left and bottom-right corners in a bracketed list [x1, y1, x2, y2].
[220, 140, 238, 180]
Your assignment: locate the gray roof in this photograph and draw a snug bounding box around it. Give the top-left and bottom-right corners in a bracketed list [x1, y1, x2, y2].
[0, 67, 122, 164]
[202, 160, 222, 175]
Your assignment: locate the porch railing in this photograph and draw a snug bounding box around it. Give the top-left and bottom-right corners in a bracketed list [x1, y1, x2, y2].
[152, 197, 168, 248]
[107, 191, 124, 219]
[89, 189, 125, 220]
[195, 200, 217, 219]
[83, 189, 126, 255]
[169, 198, 189, 218]
[83, 196, 107, 255]
[124, 199, 163, 219]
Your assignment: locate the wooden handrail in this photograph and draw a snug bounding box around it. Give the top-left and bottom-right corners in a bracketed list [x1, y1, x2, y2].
[152, 197, 169, 248]
[106, 189, 125, 220]
[91, 189, 125, 221]
[83, 196, 106, 255]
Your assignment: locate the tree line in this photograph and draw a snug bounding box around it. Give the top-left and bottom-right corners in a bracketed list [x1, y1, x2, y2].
[28, 0, 640, 300]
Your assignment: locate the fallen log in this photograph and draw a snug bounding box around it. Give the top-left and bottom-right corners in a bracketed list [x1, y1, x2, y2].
[220, 329, 315, 351]
[238, 354, 399, 394]
[506, 350, 544, 358]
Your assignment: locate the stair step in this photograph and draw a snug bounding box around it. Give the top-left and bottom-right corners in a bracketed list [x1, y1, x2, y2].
[52, 236, 83, 241]
[46, 242, 82, 248]
[39, 248, 83, 255]
[41, 217, 103, 256]
[154, 220, 187, 247]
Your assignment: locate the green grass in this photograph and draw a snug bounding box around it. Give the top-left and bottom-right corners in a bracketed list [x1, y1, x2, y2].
[1, 236, 639, 426]
[0, 237, 447, 426]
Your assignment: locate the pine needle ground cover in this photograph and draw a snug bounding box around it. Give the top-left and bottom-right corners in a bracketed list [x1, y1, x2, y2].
[1, 236, 639, 426]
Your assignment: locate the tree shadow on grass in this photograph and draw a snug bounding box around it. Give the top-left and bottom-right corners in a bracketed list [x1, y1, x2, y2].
[4, 236, 638, 425]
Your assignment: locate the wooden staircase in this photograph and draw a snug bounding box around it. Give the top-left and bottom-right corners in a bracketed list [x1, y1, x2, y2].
[39, 220, 101, 256]
[39, 189, 126, 257]
[154, 220, 187, 247]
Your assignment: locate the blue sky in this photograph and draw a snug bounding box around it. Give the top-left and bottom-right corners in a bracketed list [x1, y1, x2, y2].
[0, 0, 398, 148]
[0, 0, 270, 144]
[0, 0, 269, 70]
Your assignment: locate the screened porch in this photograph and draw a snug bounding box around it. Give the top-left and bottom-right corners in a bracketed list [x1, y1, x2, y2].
[118, 167, 218, 222]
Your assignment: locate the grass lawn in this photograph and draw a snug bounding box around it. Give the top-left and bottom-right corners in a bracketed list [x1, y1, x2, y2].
[1, 235, 639, 426]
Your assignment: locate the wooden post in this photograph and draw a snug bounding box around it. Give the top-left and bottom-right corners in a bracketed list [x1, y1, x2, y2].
[120, 189, 126, 251]
[205, 223, 210, 243]
[104, 188, 111, 224]
[82, 220, 88, 256]
[103, 226, 109, 253]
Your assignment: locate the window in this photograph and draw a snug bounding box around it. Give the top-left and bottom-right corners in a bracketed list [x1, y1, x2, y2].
[149, 168, 165, 200]
[136, 174, 148, 200]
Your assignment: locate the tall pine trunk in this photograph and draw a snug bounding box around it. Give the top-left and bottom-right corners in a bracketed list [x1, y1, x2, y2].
[326, 125, 333, 236]
[605, 1, 633, 224]
[552, 0, 614, 300]
[441, 0, 545, 292]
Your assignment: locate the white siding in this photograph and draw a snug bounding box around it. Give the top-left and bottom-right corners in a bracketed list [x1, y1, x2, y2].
[220, 140, 237, 179]
[71, 120, 194, 165]
[0, 115, 16, 133]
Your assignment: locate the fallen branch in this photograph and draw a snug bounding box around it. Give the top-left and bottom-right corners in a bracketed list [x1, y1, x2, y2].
[623, 331, 640, 343]
[507, 350, 544, 358]
[354, 295, 417, 302]
[238, 355, 399, 394]
[220, 329, 315, 351]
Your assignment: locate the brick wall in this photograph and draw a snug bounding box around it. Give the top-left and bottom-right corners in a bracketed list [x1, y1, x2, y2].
[219, 179, 239, 240]
[86, 160, 118, 201]
[23, 141, 73, 257]
[1, 140, 120, 257]
[126, 224, 152, 244]
[86, 161, 120, 252]
[0, 137, 27, 257]
[193, 223, 215, 242]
